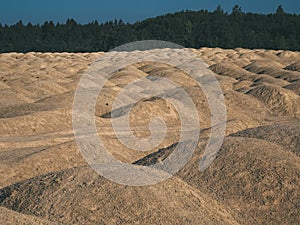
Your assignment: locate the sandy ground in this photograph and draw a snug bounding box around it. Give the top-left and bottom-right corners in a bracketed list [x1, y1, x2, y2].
[0, 48, 299, 224]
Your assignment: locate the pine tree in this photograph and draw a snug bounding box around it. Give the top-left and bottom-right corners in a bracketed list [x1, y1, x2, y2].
[276, 5, 285, 15]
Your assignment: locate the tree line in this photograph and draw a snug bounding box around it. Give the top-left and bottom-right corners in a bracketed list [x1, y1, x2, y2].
[0, 5, 299, 53]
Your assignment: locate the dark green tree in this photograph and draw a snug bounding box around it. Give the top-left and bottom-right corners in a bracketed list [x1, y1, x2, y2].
[0, 5, 299, 53]
[276, 5, 285, 15]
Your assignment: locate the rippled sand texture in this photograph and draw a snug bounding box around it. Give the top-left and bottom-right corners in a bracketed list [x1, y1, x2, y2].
[0, 48, 299, 225]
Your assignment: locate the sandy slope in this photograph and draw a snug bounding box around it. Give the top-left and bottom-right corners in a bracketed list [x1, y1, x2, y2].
[0, 48, 299, 224]
[0, 166, 240, 225]
[0, 207, 56, 225]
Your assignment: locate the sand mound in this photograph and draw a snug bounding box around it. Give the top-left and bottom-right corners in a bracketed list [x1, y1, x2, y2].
[277, 50, 300, 60]
[284, 81, 300, 95]
[244, 60, 300, 82]
[222, 90, 275, 134]
[246, 84, 300, 118]
[275, 70, 300, 82]
[0, 166, 239, 225]
[179, 137, 300, 225]
[135, 135, 300, 225]
[209, 62, 256, 81]
[254, 50, 281, 61]
[252, 74, 290, 87]
[285, 61, 300, 72]
[244, 60, 284, 74]
[230, 122, 300, 156]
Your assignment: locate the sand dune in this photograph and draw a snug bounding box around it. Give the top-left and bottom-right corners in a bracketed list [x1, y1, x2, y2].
[285, 81, 300, 94]
[285, 61, 300, 72]
[0, 166, 240, 225]
[231, 122, 300, 156]
[178, 137, 300, 225]
[0, 48, 299, 224]
[246, 84, 300, 118]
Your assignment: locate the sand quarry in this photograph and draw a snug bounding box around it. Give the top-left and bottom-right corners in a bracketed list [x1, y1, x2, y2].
[0, 48, 299, 224]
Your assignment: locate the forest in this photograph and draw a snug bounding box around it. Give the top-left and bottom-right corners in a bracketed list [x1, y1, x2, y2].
[0, 5, 299, 52]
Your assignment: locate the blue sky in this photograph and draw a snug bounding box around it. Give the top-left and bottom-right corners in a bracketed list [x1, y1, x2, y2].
[0, 0, 299, 25]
